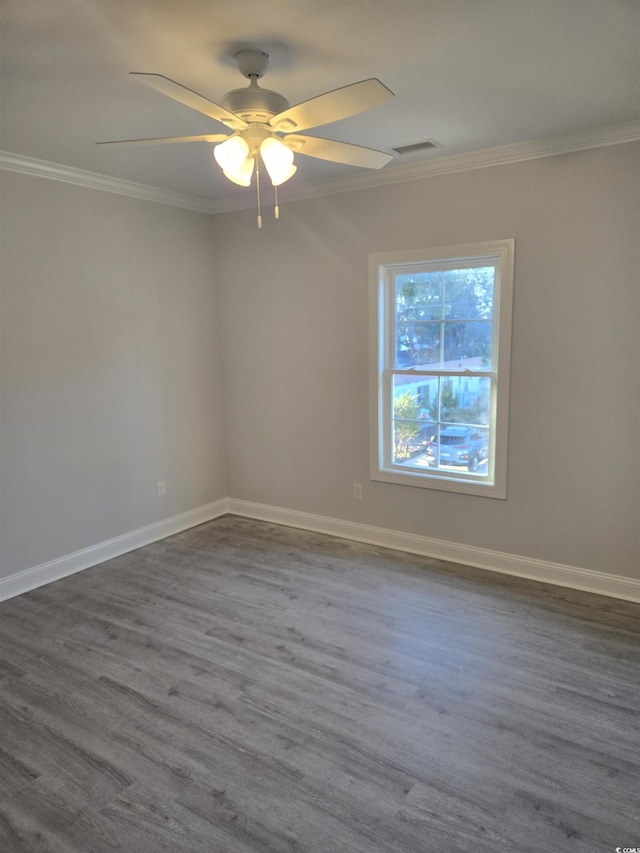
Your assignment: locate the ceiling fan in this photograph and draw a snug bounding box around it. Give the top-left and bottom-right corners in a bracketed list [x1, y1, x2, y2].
[97, 49, 395, 225]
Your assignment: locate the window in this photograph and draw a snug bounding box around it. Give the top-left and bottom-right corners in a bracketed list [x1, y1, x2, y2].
[369, 240, 514, 498]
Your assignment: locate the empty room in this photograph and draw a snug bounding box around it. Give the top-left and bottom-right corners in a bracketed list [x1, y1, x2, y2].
[1, 2, 639, 852]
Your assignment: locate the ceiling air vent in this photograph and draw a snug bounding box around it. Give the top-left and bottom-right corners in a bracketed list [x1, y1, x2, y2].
[391, 139, 440, 155]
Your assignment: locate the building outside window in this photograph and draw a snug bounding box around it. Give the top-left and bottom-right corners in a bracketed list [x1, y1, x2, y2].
[369, 239, 514, 498]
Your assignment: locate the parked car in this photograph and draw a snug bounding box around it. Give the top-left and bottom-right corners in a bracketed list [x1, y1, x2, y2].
[426, 426, 488, 472]
[405, 422, 437, 457]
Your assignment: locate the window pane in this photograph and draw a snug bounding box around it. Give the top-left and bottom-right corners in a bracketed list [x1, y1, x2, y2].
[439, 376, 490, 426]
[395, 272, 442, 322]
[395, 322, 440, 368]
[426, 424, 490, 475]
[444, 267, 494, 320]
[391, 336, 492, 466]
[443, 321, 493, 368]
[391, 373, 491, 473]
[392, 375, 436, 462]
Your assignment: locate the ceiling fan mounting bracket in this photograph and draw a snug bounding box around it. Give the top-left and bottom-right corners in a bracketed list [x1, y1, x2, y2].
[235, 49, 270, 80]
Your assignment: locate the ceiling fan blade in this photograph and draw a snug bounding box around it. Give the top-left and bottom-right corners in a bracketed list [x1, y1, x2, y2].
[96, 133, 231, 147]
[269, 78, 394, 133]
[131, 73, 248, 130]
[283, 135, 393, 169]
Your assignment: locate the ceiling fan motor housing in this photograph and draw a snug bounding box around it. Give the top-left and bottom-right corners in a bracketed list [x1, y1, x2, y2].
[221, 86, 290, 124]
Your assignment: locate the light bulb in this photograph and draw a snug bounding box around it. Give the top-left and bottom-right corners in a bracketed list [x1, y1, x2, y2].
[223, 156, 255, 187]
[214, 136, 249, 173]
[260, 137, 295, 186]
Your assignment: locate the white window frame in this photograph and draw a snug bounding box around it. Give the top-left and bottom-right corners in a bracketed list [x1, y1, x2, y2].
[369, 239, 514, 499]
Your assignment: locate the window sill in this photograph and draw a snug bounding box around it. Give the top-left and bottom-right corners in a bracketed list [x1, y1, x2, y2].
[371, 465, 507, 499]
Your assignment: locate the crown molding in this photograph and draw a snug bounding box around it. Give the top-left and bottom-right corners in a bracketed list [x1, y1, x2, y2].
[0, 150, 218, 214]
[2, 120, 639, 216]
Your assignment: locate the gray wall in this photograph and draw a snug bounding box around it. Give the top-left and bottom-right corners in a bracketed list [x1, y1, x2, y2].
[0, 172, 228, 576]
[213, 142, 640, 579]
[2, 143, 638, 584]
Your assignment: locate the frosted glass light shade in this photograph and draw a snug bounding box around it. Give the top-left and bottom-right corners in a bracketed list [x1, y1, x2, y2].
[260, 137, 295, 186]
[223, 156, 255, 187]
[214, 136, 250, 173]
[270, 163, 297, 187]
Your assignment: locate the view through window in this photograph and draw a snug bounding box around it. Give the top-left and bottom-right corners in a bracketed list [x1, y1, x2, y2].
[370, 241, 514, 498]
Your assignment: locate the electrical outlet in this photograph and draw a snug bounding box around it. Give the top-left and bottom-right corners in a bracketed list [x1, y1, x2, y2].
[156, 480, 166, 497]
[353, 483, 363, 500]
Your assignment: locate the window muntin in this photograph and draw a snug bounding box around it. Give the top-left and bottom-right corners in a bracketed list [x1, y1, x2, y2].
[370, 241, 514, 498]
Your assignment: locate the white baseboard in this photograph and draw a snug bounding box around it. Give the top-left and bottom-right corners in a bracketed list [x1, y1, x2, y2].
[2, 497, 638, 603]
[0, 499, 229, 602]
[226, 499, 640, 603]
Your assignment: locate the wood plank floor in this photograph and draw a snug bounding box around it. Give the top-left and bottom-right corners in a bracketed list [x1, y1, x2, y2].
[0, 515, 638, 853]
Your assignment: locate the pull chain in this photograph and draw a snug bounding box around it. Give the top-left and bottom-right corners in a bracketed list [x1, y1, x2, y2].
[256, 160, 262, 229]
[274, 184, 280, 220]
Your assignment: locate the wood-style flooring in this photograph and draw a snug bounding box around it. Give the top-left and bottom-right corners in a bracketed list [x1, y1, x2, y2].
[0, 515, 638, 852]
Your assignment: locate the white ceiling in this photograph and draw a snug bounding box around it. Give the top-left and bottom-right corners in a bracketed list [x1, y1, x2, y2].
[1, 1, 639, 211]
